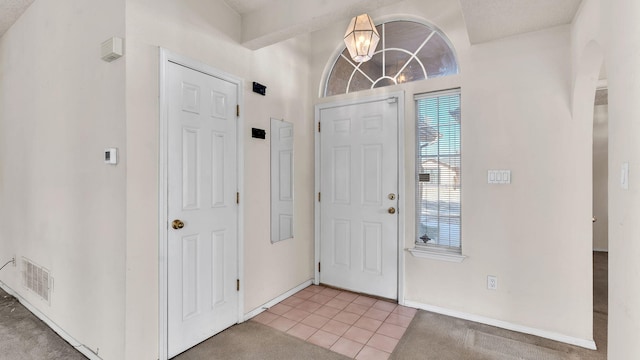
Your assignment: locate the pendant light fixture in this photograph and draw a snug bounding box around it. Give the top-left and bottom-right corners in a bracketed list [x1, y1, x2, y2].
[344, 14, 380, 63]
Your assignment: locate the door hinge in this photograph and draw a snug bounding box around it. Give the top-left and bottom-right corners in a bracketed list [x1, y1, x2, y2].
[318, 122, 321, 132]
[236, 192, 240, 204]
[318, 192, 321, 202]
[236, 105, 240, 117]
[237, 279, 240, 291]
[318, 262, 321, 272]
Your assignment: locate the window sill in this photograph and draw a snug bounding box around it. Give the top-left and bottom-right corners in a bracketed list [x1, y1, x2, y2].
[407, 247, 467, 263]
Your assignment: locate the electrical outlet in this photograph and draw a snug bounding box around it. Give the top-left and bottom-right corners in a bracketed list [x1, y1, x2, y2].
[487, 275, 498, 290]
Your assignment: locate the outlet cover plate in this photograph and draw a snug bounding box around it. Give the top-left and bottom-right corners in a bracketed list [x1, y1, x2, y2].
[487, 275, 498, 290]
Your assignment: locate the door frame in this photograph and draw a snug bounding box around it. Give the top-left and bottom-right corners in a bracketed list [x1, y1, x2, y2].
[314, 92, 405, 304]
[158, 48, 245, 360]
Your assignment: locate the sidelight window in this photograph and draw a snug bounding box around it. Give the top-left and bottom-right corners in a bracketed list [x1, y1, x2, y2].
[415, 89, 461, 252]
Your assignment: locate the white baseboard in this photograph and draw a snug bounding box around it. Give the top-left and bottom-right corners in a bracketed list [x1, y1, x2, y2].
[243, 279, 313, 321]
[0, 281, 102, 360]
[593, 248, 608, 253]
[403, 300, 597, 350]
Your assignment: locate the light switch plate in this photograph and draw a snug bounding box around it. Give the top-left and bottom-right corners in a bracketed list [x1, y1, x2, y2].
[488, 170, 511, 184]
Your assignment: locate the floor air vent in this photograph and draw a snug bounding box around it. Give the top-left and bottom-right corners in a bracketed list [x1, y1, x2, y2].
[21, 258, 51, 304]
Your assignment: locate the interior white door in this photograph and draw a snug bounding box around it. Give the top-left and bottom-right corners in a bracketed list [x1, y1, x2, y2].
[319, 97, 399, 299]
[167, 61, 238, 357]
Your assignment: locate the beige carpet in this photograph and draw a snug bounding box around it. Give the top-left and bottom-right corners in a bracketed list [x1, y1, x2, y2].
[174, 320, 350, 360]
[0, 289, 86, 360]
[390, 308, 605, 360]
[463, 330, 580, 360]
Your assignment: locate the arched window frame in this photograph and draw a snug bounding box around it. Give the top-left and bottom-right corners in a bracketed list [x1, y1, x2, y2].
[322, 18, 459, 97]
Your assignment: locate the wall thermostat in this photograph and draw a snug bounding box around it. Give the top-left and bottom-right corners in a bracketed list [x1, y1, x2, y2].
[105, 148, 118, 165]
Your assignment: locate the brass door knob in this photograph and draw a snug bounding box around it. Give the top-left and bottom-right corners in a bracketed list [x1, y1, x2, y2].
[388, 207, 396, 214]
[172, 219, 185, 229]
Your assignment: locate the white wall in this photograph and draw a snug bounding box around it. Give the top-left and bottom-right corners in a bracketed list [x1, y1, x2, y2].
[592, 104, 608, 251]
[571, 0, 607, 255]
[571, 0, 604, 80]
[606, 0, 640, 358]
[124, 0, 314, 358]
[0, 1, 127, 359]
[311, 0, 593, 344]
[418, 25, 592, 342]
[243, 37, 315, 312]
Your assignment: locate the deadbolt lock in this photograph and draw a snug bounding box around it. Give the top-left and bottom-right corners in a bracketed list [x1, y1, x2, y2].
[388, 193, 396, 200]
[172, 219, 185, 230]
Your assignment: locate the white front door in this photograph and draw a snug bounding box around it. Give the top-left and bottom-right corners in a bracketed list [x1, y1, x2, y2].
[319, 97, 399, 299]
[166, 61, 239, 357]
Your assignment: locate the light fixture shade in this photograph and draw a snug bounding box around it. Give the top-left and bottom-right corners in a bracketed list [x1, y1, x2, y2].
[344, 14, 380, 63]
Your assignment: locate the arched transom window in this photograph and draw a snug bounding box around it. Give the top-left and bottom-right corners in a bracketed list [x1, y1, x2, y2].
[324, 20, 458, 97]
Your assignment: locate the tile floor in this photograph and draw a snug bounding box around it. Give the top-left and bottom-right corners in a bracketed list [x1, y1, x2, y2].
[251, 285, 417, 360]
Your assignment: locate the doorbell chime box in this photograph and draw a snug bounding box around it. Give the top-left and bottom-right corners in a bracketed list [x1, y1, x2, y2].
[101, 37, 124, 62]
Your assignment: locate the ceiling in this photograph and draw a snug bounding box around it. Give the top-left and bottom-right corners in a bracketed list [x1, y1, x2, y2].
[0, 0, 34, 37]
[225, 0, 583, 48]
[459, 0, 583, 44]
[0, 0, 583, 47]
[223, 0, 271, 14]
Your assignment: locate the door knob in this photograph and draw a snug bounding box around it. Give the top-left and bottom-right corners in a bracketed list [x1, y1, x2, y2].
[172, 219, 185, 229]
[592, 216, 597, 223]
[388, 207, 396, 214]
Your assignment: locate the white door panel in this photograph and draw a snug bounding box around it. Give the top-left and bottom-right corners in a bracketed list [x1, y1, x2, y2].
[319, 98, 398, 299]
[167, 62, 238, 357]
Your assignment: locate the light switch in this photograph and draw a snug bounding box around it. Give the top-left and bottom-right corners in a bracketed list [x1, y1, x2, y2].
[488, 171, 496, 183]
[621, 162, 629, 190]
[502, 170, 511, 184]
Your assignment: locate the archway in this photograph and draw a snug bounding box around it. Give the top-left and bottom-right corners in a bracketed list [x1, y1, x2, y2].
[572, 39, 606, 350]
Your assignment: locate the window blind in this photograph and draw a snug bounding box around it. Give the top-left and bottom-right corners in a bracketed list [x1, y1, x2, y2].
[415, 90, 461, 250]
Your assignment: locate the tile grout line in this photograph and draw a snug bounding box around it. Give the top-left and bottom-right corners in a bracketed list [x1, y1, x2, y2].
[252, 285, 417, 360]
